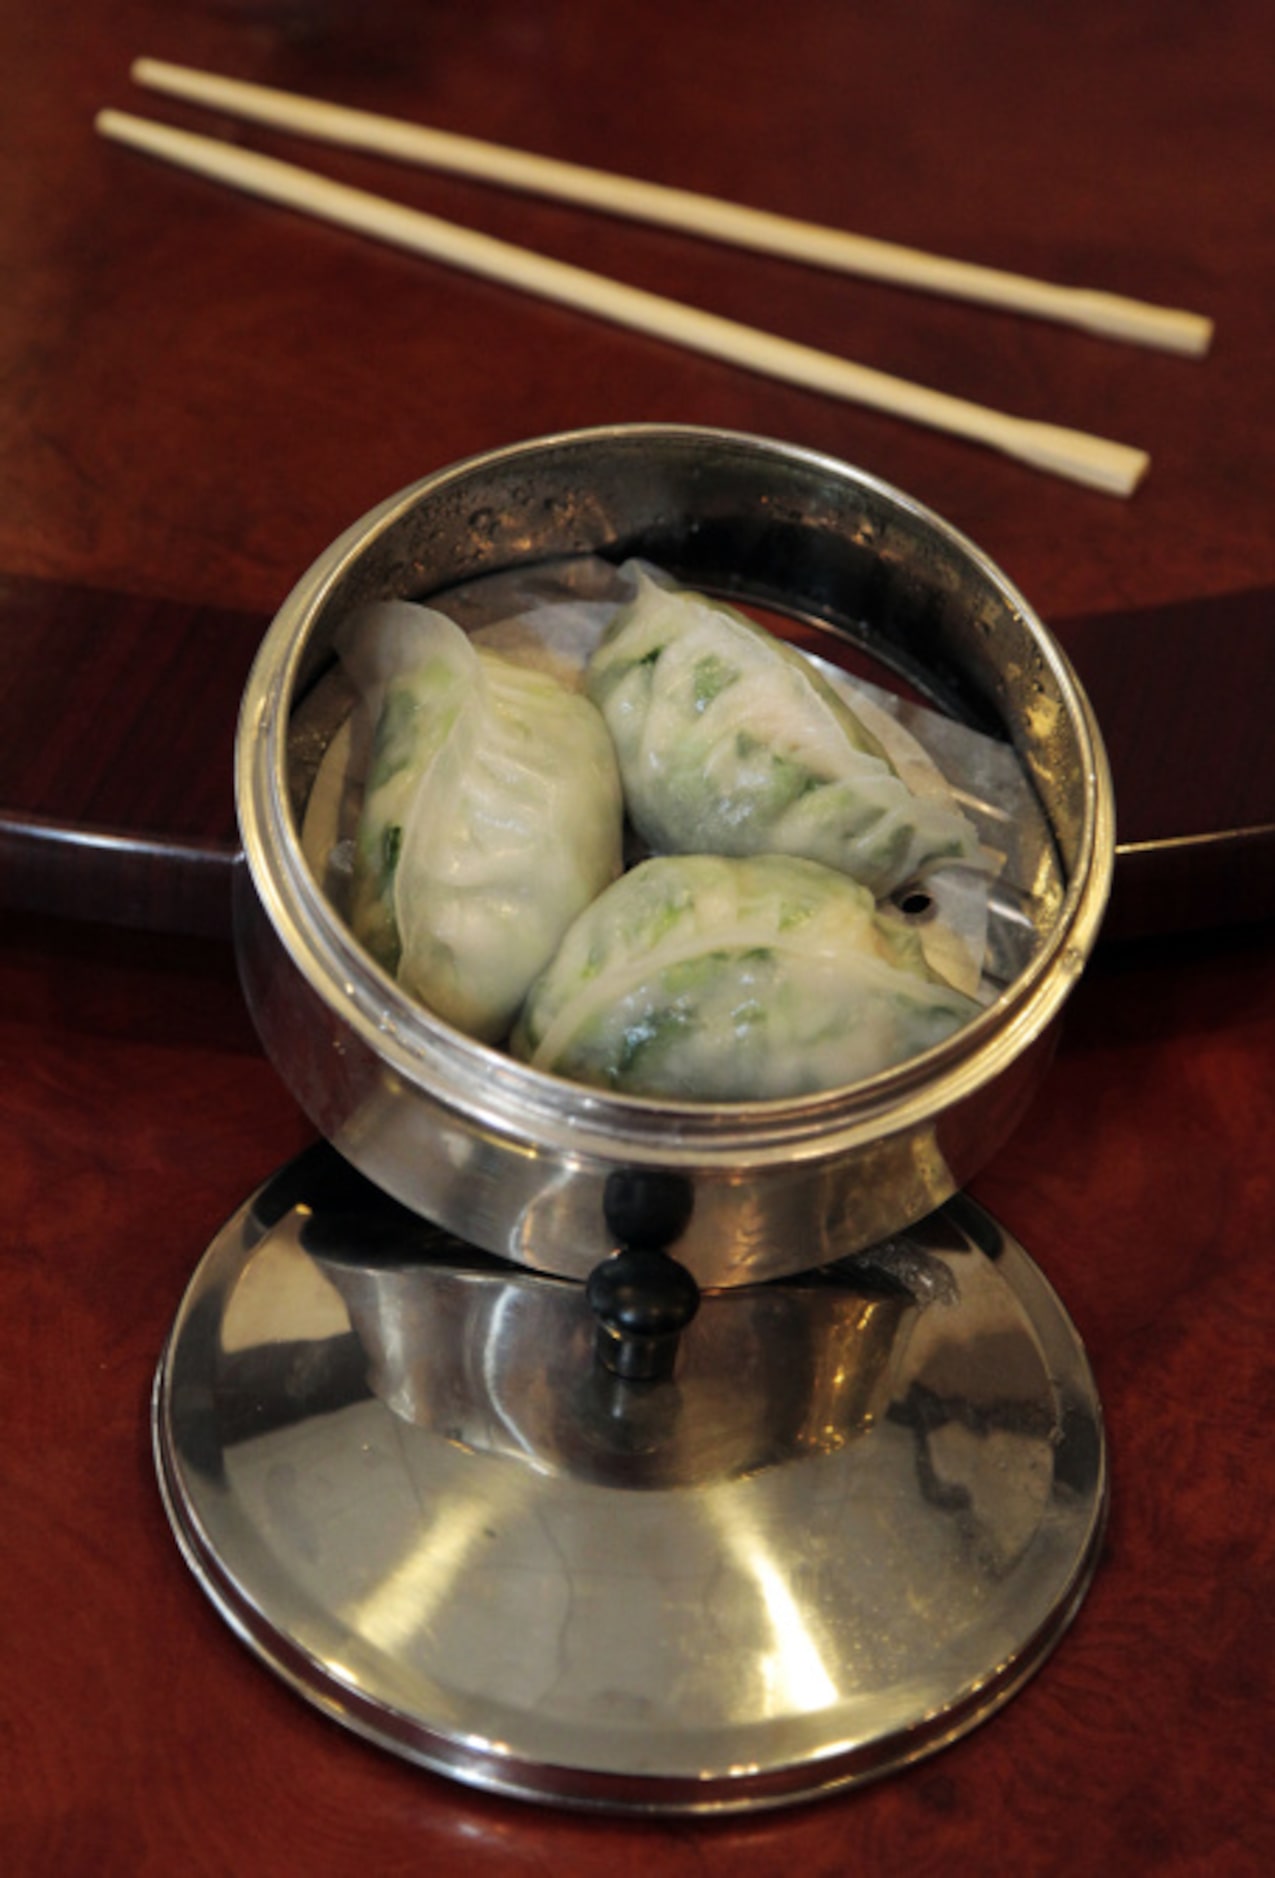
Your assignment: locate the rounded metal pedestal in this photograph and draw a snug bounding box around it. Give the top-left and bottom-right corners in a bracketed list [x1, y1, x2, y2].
[154, 1143, 1107, 1815]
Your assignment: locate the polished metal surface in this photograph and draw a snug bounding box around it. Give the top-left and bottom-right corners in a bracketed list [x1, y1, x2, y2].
[235, 425, 1114, 1287]
[155, 1144, 1107, 1814]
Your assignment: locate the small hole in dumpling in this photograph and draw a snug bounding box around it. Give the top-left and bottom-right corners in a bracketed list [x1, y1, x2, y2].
[894, 888, 935, 921]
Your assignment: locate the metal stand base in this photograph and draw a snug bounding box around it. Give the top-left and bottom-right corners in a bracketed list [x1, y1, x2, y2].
[154, 1142, 1106, 1814]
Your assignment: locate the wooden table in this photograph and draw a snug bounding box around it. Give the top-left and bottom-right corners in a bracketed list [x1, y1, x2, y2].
[3, 2, 1272, 1870]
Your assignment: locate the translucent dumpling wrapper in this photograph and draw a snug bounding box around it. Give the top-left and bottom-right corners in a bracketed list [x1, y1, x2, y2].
[585, 570, 983, 898]
[512, 852, 982, 1100]
[344, 601, 624, 1042]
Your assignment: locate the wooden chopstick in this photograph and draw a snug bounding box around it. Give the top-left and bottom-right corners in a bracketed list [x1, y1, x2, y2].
[131, 56, 1213, 359]
[95, 107, 1150, 495]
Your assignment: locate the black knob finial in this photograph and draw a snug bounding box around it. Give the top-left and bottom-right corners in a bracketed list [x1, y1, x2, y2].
[587, 1171, 699, 1381]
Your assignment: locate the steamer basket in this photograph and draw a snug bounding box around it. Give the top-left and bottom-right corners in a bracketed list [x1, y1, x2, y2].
[156, 425, 1115, 1810]
[235, 424, 1114, 1286]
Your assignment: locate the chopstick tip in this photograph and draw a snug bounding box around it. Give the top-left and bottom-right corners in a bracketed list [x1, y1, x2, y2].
[1125, 450, 1152, 497]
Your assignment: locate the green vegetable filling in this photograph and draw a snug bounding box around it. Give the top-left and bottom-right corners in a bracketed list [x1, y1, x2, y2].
[380, 822, 403, 886]
[366, 685, 422, 790]
[691, 653, 738, 712]
[611, 1004, 694, 1083]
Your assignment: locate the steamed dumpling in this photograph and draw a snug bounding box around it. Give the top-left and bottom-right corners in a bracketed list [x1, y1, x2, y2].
[585, 570, 980, 896]
[512, 852, 980, 1099]
[348, 602, 623, 1041]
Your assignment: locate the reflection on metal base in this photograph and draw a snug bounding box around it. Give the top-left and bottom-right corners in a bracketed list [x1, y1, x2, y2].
[154, 1143, 1107, 1814]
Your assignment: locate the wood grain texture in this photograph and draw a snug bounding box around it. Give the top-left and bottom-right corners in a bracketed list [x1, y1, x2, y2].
[2, 1, 1274, 1867]
[1, 0, 1271, 624]
[3, 0, 1273, 940]
[0, 573, 254, 933]
[1, 912, 1271, 1875]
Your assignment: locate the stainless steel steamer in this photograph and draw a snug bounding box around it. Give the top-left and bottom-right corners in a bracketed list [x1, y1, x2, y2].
[155, 426, 1114, 1811]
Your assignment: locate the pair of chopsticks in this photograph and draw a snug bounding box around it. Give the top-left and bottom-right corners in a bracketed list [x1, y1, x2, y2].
[97, 58, 1213, 496]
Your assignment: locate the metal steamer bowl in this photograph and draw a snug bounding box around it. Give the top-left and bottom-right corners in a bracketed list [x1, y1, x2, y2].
[236, 424, 1114, 1289]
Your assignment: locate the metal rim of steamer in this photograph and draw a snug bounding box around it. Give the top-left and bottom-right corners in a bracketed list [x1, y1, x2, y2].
[234, 424, 1114, 1284]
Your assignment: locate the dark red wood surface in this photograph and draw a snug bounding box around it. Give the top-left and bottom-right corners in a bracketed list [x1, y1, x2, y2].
[3, 910, 1272, 1874]
[6, 1, 1272, 621]
[3, 1, 1274, 1870]
[2, 2, 1273, 938]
